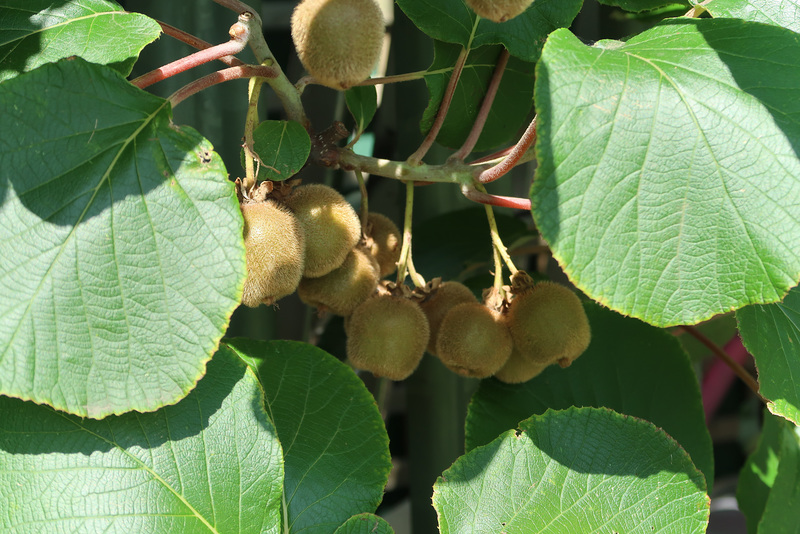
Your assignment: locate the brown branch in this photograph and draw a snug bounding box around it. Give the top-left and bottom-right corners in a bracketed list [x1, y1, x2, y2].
[478, 116, 536, 183]
[167, 65, 278, 107]
[681, 325, 766, 403]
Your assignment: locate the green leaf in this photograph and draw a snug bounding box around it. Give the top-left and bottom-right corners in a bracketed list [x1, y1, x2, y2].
[466, 302, 714, 486]
[413, 207, 527, 281]
[598, 0, 689, 12]
[0, 59, 245, 418]
[737, 285, 800, 425]
[227, 339, 392, 534]
[738, 411, 800, 533]
[435, 407, 709, 533]
[0, 0, 161, 82]
[421, 42, 534, 152]
[244, 120, 311, 182]
[335, 514, 394, 534]
[395, 0, 582, 62]
[533, 20, 800, 327]
[695, 0, 800, 34]
[345, 85, 378, 138]
[0, 346, 284, 533]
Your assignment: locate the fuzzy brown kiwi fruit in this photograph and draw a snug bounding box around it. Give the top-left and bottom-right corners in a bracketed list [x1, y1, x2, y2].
[493, 347, 548, 384]
[284, 184, 361, 278]
[418, 281, 478, 355]
[297, 245, 379, 316]
[347, 294, 429, 380]
[435, 302, 512, 378]
[366, 212, 401, 277]
[464, 0, 534, 22]
[240, 200, 305, 307]
[291, 0, 384, 90]
[506, 281, 591, 366]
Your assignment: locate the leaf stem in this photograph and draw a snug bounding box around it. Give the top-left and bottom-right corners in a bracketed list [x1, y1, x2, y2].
[680, 325, 766, 403]
[156, 20, 245, 67]
[167, 65, 276, 108]
[396, 182, 424, 287]
[407, 47, 469, 165]
[477, 116, 537, 184]
[132, 17, 251, 89]
[449, 49, 510, 162]
[461, 184, 531, 210]
[354, 70, 428, 86]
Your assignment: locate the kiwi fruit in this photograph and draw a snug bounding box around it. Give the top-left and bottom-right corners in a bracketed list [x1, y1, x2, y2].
[291, 0, 385, 90]
[493, 347, 548, 384]
[435, 302, 512, 378]
[366, 212, 401, 277]
[240, 200, 305, 307]
[506, 281, 591, 366]
[418, 281, 478, 355]
[284, 184, 361, 278]
[297, 245, 380, 316]
[347, 294, 430, 380]
[464, 0, 534, 22]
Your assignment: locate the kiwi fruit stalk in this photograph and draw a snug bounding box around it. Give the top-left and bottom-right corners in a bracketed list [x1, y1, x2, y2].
[284, 183, 362, 278]
[365, 212, 402, 277]
[506, 281, 591, 366]
[240, 200, 306, 307]
[347, 293, 430, 380]
[435, 302, 512, 378]
[291, 0, 385, 90]
[297, 245, 380, 316]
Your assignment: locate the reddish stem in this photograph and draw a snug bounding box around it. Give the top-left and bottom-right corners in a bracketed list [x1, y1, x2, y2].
[478, 116, 536, 183]
[133, 18, 250, 89]
[450, 49, 510, 162]
[157, 21, 245, 67]
[462, 187, 531, 210]
[469, 145, 514, 165]
[168, 65, 277, 107]
[681, 325, 765, 404]
[407, 47, 469, 165]
[701, 336, 754, 419]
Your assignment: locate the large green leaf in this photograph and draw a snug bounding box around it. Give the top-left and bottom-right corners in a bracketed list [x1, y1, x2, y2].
[0, 346, 284, 533]
[421, 42, 534, 152]
[695, 0, 800, 33]
[334, 514, 394, 534]
[533, 20, 800, 327]
[395, 0, 581, 62]
[737, 285, 800, 425]
[228, 339, 392, 534]
[466, 302, 714, 486]
[0, 59, 245, 418]
[738, 411, 800, 533]
[435, 407, 709, 533]
[0, 0, 161, 82]
[244, 120, 311, 182]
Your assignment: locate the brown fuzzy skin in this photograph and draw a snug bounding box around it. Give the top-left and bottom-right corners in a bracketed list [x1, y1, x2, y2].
[284, 184, 361, 278]
[347, 295, 430, 380]
[291, 0, 384, 90]
[435, 302, 512, 378]
[297, 246, 380, 316]
[506, 281, 591, 366]
[493, 347, 548, 384]
[464, 0, 534, 22]
[366, 212, 401, 277]
[418, 281, 478, 355]
[241, 201, 305, 307]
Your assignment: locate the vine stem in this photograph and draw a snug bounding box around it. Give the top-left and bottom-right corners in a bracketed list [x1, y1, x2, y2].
[461, 185, 531, 210]
[156, 20, 245, 67]
[167, 65, 276, 108]
[132, 16, 251, 89]
[477, 116, 537, 184]
[355, 169, 369, 235]
[479, 184, 519, 274]
[450, 49, 510, 162]
[680, 325, 766, 403]
[242, 76, 265, 192]
[407, 47, 469, 165]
